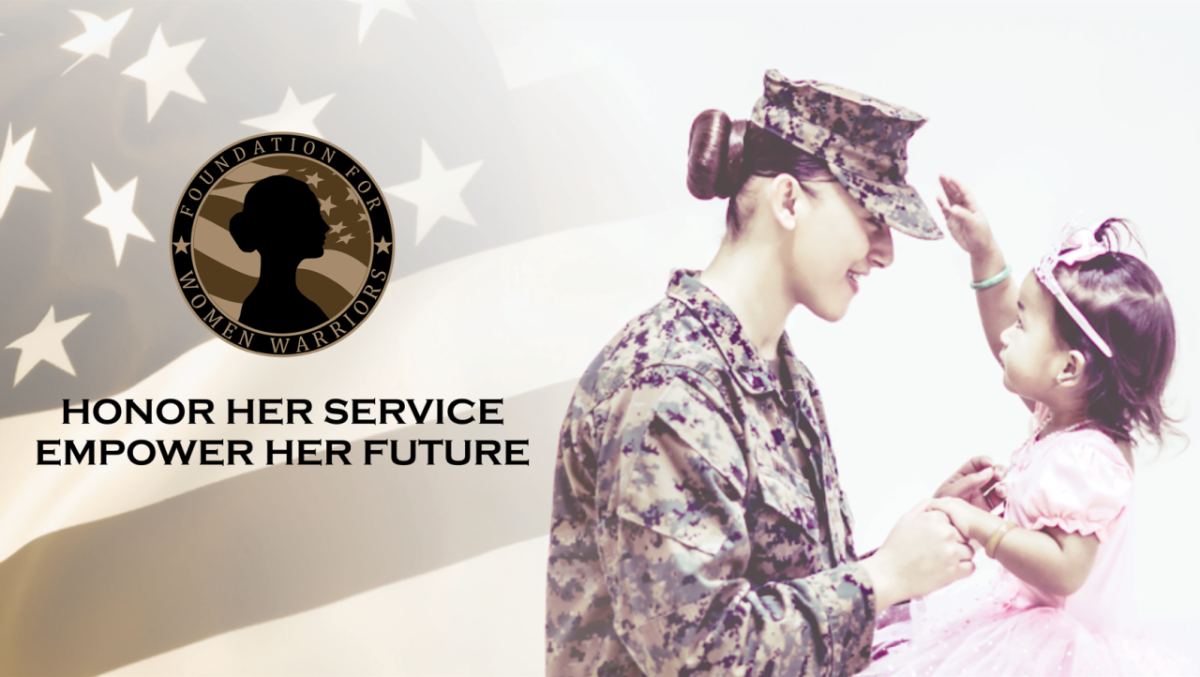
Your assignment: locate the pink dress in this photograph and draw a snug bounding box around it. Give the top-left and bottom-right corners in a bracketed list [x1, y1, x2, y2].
[861, 410, 1195, 676]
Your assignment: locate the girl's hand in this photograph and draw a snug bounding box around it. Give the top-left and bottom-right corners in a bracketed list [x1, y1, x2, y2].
[927, 497, 985, 548]
[934, 455, 1007, 511]
[937, 175, 995, 258]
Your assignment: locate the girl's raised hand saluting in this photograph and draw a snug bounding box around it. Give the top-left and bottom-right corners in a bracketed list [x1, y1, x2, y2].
[938, 175, 994, 257]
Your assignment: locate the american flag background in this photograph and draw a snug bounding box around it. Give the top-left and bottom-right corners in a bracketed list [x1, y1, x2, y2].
[1, 2, 1198, 675]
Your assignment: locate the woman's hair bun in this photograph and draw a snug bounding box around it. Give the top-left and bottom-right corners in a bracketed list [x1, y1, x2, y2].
[687, 109, 746, 200]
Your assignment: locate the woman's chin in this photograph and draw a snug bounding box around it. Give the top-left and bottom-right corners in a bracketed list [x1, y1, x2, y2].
[796, 285, 853, 323]
[809, 300, 850, 323]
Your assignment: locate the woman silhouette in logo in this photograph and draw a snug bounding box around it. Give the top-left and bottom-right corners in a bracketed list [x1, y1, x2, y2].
[229, 175, 330, 333]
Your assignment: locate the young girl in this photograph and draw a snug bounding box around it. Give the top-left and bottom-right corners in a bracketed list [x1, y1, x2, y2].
[861, 176, 1191, 676]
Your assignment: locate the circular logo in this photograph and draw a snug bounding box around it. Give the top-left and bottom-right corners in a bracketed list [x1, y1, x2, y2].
[171, 133, 393, 355]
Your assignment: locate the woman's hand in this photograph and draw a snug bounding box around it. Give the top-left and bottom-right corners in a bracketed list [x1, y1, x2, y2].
[934, 455, 1007, 511]
[862, 500, 975, 611]
[937, 175, 995, 258]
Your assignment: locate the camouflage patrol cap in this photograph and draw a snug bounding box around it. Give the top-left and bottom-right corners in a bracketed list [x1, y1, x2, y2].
[750, 69, 942, 240]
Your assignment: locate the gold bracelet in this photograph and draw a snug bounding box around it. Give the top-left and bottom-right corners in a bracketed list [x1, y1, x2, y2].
[985, 521, 1018, 559]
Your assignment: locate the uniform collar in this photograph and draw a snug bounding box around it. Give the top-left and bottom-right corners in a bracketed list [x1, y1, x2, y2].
[667, 269, 796, 395]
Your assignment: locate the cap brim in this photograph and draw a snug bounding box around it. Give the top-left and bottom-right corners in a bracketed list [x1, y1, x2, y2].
[830, 166, 943, 241]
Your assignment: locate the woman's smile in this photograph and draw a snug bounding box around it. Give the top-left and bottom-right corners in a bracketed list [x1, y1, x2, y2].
[846, 268, 867, 294]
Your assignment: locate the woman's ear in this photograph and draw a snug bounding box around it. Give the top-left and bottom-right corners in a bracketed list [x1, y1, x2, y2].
[769, 174, 809, 232]
[1056, 349, 1089, 388]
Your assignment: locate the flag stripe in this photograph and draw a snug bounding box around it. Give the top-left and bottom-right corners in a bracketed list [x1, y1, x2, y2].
[109, 535, 550, 677]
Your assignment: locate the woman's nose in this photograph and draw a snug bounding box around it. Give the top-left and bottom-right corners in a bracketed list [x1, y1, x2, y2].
[871, 225, 895, 269]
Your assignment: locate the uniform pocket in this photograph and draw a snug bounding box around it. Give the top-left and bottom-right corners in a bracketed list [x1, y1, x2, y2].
[648, 381, 749, 499]
[756, 456, 822, 542]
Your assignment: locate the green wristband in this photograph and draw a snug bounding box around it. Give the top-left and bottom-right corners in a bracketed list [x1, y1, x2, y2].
[970, 264, 1012, 291]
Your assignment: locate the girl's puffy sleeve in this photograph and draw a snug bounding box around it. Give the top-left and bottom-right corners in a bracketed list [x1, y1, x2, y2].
[1011, 432, 1133, 543]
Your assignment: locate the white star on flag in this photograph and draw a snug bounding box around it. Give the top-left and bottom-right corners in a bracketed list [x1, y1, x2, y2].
[241, 87, 335, 137]
[121, 25, 206, 122]
[5, 306, 90, 387]
[83, 164, 154, 267]
[347, 0, 414, 43]
[384, 139, 482, 245]
[0, 124, 50, 224]
[60, 8, 133, 76]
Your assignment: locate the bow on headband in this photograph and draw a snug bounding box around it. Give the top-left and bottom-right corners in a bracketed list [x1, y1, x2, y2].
[1033, 219, 1137, 359]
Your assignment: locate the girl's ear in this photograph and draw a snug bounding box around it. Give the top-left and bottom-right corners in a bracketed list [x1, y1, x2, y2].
[1056, 349, 1088, 388]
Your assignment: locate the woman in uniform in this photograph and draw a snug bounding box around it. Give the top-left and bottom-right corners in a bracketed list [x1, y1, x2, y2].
[545, 70, 992, 677]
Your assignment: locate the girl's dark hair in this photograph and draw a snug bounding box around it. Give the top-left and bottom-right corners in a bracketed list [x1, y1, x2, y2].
[1052, 218, 1181, 450]
[687, 109, 834, 234]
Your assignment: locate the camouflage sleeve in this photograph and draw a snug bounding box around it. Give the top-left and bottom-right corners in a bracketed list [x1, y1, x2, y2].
[601, 379, 876, 677]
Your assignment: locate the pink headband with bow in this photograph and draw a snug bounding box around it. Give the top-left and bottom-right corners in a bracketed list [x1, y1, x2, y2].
[1033, 219, 1136, 359]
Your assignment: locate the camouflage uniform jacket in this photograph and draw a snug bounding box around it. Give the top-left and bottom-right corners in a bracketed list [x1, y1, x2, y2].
[546, 269, 877, 677]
